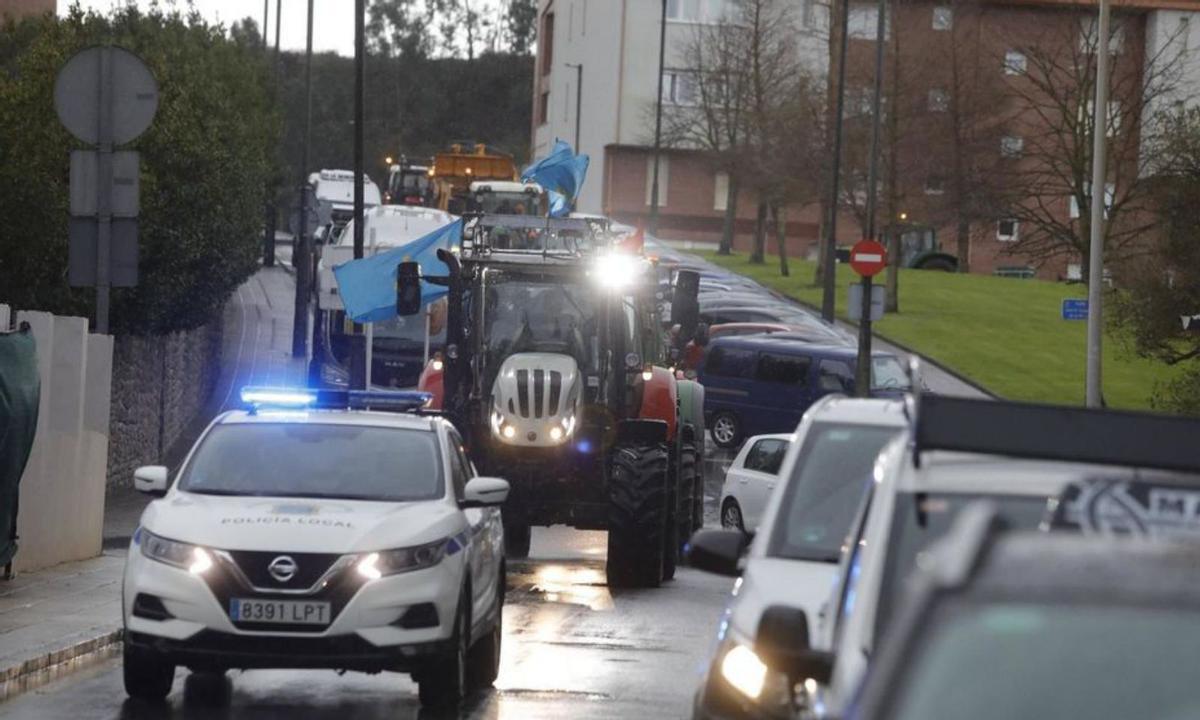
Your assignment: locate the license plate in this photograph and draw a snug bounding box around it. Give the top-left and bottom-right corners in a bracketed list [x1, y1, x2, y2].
[229, 598, 331, 625]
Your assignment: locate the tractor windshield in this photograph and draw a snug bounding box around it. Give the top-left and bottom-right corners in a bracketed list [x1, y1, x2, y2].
[484, 275, 597, 371]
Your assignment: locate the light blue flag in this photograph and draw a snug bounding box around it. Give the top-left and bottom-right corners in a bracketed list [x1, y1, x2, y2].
[522, 139, 590, 210]
[548, 190, 569, 218]
[332, 219, 462, 324]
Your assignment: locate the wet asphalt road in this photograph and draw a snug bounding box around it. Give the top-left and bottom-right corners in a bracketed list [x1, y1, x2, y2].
[0, 454, 737, 720]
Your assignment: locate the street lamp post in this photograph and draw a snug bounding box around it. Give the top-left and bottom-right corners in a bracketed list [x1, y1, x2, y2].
[649, 0, 667, 236]
[821, 0, 852, 323]
[566, 63, 583, 151]
[292, 0, 315, 358]
[1085, 0, 1112, 407]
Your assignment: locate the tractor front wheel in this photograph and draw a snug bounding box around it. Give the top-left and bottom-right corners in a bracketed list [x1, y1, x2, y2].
[606, 442, 669, 589]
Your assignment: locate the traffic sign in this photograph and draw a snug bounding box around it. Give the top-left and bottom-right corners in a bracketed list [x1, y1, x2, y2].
[70, 150, 139, 217]
[849, 239, 887, 277]
[54, 46, 159, 146]
[848, 283, 885, 321]
[1062, 298, 1089, 321]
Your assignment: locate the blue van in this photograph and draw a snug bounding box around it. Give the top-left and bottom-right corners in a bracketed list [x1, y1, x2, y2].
[698, 335, 911, 448]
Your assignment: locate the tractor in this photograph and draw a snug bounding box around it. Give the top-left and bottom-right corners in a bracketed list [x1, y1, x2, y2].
[396, 214, 706, 588]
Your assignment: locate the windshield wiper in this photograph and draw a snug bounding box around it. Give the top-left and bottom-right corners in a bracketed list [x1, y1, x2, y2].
[185, 488, 257, 497]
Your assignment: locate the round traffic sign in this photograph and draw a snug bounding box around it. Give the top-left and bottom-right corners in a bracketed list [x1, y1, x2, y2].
[849, 239, 887, 277]
[54, 46, 159, 146]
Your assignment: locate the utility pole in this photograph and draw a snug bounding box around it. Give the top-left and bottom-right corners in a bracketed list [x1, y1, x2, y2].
[292, 0, 314, 358]
[567, 63, 583, 151]
[649, 0, 667, 236]
[1085, 0, 1111, 408]
[262, 0, 275, 268]
[854, 0, 888, 397]
[822, 0, 852, 323]
[351, 0, 368, 390]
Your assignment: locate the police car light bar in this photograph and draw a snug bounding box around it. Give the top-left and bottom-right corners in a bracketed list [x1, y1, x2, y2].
[240, 386, 433, 413]
[913, 394, 1200, 475]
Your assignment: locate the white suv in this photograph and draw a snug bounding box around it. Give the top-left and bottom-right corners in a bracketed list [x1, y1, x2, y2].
[122, 388, 509, 710]
[690, 396, 908, 720]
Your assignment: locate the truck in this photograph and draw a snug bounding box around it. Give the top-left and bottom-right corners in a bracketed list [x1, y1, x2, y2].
[428, 144, 520, 214]
[396, 214, 707, 588]
[385, 158, 434, 207]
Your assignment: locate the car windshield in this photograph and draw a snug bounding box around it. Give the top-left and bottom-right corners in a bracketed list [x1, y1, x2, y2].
[874, 493, 1048, 640]
[484, 276, 596, 367]
[768, 423, 902, 562]
[871, 356, 911, 390]
[478, 191, 540, 215]
[178, 423, 442, 502]
[888, 603, 1200, 720]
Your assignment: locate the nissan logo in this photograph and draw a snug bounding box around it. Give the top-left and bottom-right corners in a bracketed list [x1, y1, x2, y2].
[267, 555, 298, 583]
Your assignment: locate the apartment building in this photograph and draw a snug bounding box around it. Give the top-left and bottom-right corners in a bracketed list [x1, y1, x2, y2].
[531, 0, 839, 252]
[0, 0, 54, 20]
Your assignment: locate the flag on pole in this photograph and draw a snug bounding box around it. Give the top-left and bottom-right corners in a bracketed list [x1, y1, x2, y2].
[332, 219, 462, 324]
[522, 139, 590, 214]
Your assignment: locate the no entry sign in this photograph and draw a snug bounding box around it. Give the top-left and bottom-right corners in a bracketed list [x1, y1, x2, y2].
[849, 239, 887, 277]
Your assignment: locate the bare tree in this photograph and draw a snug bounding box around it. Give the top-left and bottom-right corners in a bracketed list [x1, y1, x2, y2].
[1000, 13, 1188, 281]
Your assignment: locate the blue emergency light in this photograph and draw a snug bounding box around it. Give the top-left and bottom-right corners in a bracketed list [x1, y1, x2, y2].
[240, 386, 433, 413]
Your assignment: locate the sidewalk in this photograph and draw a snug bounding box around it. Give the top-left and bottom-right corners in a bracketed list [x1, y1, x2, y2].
[0, 264, 305, 702]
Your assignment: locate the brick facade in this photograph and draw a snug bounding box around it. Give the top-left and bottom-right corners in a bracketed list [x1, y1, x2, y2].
[0, 0, 54, 20]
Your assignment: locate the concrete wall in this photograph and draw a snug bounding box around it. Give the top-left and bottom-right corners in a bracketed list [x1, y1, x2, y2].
[1, 307, 113, 574]
[106, 317, 223, 489]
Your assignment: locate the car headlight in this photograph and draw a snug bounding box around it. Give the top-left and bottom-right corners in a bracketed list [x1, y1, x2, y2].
[716, 637, 793, 712]
[356, 538, 448, 580]
[137, 528, 213, 576]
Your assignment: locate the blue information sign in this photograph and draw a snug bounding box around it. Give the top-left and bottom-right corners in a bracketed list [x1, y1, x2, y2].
[1062, 298, 1089, 320]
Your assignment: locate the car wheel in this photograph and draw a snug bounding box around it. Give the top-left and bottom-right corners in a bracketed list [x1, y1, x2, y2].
[721, 498, 746, 535]
[418, 597, 469, 708]
[123, 640, 175, 701]
[467, 577, 503, 689]
[710, 412, 741, 449]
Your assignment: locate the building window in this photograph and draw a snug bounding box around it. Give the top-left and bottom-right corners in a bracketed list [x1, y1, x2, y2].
[1081, 16, 1124, 54]
[1178, 16, 1190, 51]
[997, 219, 1019, 242]
[801, 0, 818, 28]
[646, 155, 670, 207]
[1000, 135, 1024, 157]
[848, 2, 888, 40]
[932, 5, 952, 30]
[662, 71, 700, 106]
[538, 91, 549, 125]
[714, 171, 730, 211]
[667, 0, 732, 23]
[540, 12, 554, 75]
[1069, 183, 1115, 219]
[924, 175, 945, 195]
[1003, 50, 1026, 75]
[928, 88, 949, 112]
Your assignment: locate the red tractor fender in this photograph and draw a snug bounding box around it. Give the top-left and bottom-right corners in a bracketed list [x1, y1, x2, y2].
[417, 359, 445, 410]
[639, 366, 678, 442]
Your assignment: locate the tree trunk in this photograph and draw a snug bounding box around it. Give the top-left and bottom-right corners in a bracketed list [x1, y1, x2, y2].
[814, 200, 827, 287]
[955, 217, 971, 274]
[773, 204, 789, 277]
[751, 201, 768, 264]
[718, 175, 740, 255]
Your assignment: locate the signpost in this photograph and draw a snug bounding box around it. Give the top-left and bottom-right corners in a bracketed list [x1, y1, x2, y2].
[850, 239, 887, 396]
[54, 46, 158, 334]
[1062, 298, 1089, 321]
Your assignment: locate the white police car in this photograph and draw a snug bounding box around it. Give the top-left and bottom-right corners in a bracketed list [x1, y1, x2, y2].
[121, 388, 509, 709]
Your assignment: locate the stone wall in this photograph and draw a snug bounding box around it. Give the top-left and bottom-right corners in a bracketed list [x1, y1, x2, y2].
[106, 314, 223, 488]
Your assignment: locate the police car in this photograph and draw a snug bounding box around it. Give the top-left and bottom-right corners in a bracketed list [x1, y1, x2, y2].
[121, 388, 509, 709]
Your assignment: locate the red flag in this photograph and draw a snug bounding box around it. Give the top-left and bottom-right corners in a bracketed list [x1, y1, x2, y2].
[618, 221, 645, 254]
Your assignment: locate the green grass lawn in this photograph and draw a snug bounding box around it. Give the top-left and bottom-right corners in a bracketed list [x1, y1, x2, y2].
[699, 251, 1180, 410]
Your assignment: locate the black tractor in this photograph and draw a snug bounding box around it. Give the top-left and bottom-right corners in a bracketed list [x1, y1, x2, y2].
[398, 215, 706, 588]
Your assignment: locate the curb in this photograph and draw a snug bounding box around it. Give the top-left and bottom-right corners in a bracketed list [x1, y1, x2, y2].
[0, 628, 122, 702]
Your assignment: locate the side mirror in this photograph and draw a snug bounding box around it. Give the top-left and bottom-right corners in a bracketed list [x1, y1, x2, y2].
[396, 261, 422, 316]
[686, 529, 748, 577]
[133, 466, 169, 497]
[756, 605, 835, 685]
[462, 477, 510, 508]
[671, 270, 700, 340]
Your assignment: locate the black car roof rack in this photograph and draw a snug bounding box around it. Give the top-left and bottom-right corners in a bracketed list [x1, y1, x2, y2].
[912, 394, 1200, 474]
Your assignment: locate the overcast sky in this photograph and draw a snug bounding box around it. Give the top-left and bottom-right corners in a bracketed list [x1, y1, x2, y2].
[59, 1, 506, 57]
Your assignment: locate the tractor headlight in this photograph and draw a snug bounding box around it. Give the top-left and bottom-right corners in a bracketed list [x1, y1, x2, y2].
[491, 409, 519, 440]
[548, 413, 577, 443]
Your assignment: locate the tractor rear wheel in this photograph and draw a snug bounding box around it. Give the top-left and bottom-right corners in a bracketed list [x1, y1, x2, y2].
[606, 442, 669, 588]
[678, 441, 699, 557]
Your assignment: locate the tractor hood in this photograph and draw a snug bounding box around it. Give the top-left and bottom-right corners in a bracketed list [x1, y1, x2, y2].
[489, 353, 581, 448]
